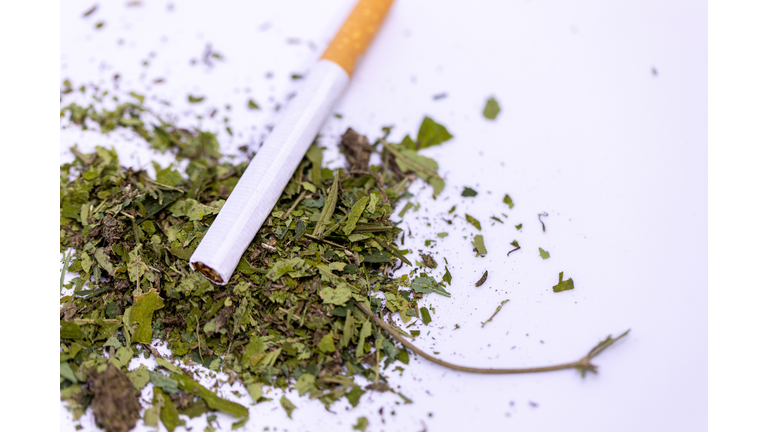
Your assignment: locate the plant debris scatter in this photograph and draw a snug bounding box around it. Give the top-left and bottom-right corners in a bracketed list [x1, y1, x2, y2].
[60, 89, 627, 431]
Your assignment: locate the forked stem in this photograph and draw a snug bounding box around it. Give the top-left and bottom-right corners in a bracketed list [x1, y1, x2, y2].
[354, 300, 629, 376]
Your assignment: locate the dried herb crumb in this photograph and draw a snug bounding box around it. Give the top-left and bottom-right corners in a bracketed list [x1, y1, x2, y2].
[475, 270, 488, 287]
[465, 214, 481, 231]
[553, 272, 574, 292]
[483, 97, 501, 120]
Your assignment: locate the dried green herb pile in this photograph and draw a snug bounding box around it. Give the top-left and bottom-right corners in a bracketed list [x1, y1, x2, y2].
[60, 95, 455, 431]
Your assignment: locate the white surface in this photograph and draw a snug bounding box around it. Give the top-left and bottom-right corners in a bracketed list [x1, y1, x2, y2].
[190, 59, 349, 285]
[60, 1, 707, 431]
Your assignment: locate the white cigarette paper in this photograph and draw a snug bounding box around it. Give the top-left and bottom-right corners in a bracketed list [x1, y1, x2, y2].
[189, 59, 349, 284]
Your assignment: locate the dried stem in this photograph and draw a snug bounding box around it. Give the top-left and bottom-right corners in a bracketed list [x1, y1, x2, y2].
[355, 300, 629, 376]
[281, 190, 307, 220]
[538, 211, 549, 232]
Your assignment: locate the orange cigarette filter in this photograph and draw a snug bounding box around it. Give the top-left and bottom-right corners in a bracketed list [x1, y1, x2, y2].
[321, 0, 395, 76]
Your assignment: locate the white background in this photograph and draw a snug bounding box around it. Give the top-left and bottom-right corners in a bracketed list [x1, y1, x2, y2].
[55, 1, 709, 431]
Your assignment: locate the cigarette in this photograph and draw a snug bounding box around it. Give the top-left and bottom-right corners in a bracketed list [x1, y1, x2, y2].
[190, 0, 395, 285]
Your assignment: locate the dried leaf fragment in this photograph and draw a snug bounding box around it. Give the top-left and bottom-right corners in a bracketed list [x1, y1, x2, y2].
[483, 97, 501, 120]
[129, 289, 164, 344]
[471, 235, 487, 257]
[280, 395, 296, 419]
[353, 416, 369, 431]
[553, 272, 574, 293]
[465, 214, 481, 231]
[475, 270, 488, 287]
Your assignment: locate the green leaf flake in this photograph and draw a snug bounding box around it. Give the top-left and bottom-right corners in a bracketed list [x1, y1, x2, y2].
[114, 346, 133, 368]
[129, 289, 164, 344]
[154, 387, 185, 432]
[93, 248, 115, 275]
[384, 292, 410, 313]
[247, 383, 263, 402]
[155, 357, 184, 375]
[539, 248, 550, 259]
[318, 333, 336, 353]
[187, 95, 205, 104]
[60, 321, 83, 340]
[168, 198, 222, 221]
[247, 99, 260, 110]
[515, 223, 523, 230]
[80, 251, 92, 275]
[437, 232, 448, 238]
[280, 395, 296, 419]
[144, 391, 160, 427]
[465, 214, 481, 231]
[353, 416, 369, 432]
[149, 370, 179, 394]
[411, 276, 451, 297]
[60, 362, 78, 383]
[553, 272, 575, 293]
[313, 171, 339, 236]
[385, 143, 445, 197]
[503, 194, 514, 209]
[482, 97, 501, 120]
[398, 202, 414, 218]
[266, 257, 310, 281]
[346, 386, 365, 408]
[472, 235, 487, 257]
[367, 191, 380, 213]
[356, 321, 372, 358]
[60, 251, 72, 292]
[343, 196, 370, 235]
[127, 365, 150, 391]
[507, 240, 521, 256]
[342, 310, 354, 348]
[129, 92, 145, 104]
[152, 161, 183, 187]
[442, 266, 452, 286]
[417, 117, 453, 149]
[420, 307, 432, 325]
[295, 373, 316, 396]
[171, 373, 249, 418]
[461, 187, 478, 197]
[319, 285, 352, 305]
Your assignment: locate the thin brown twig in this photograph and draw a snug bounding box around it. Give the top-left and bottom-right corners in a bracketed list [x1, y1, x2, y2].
[538, 212, 549, 232]
[281, 190, 307, 220]
[354, 300, 629, 376]
[304, 234, 348, 251]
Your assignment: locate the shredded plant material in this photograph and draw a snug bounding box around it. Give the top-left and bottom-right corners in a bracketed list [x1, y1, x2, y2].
[60, 94, 458, 428]
[553, 272, 575, 293]
[538, 248, 550, 259]
[60, 90, 626, 431]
